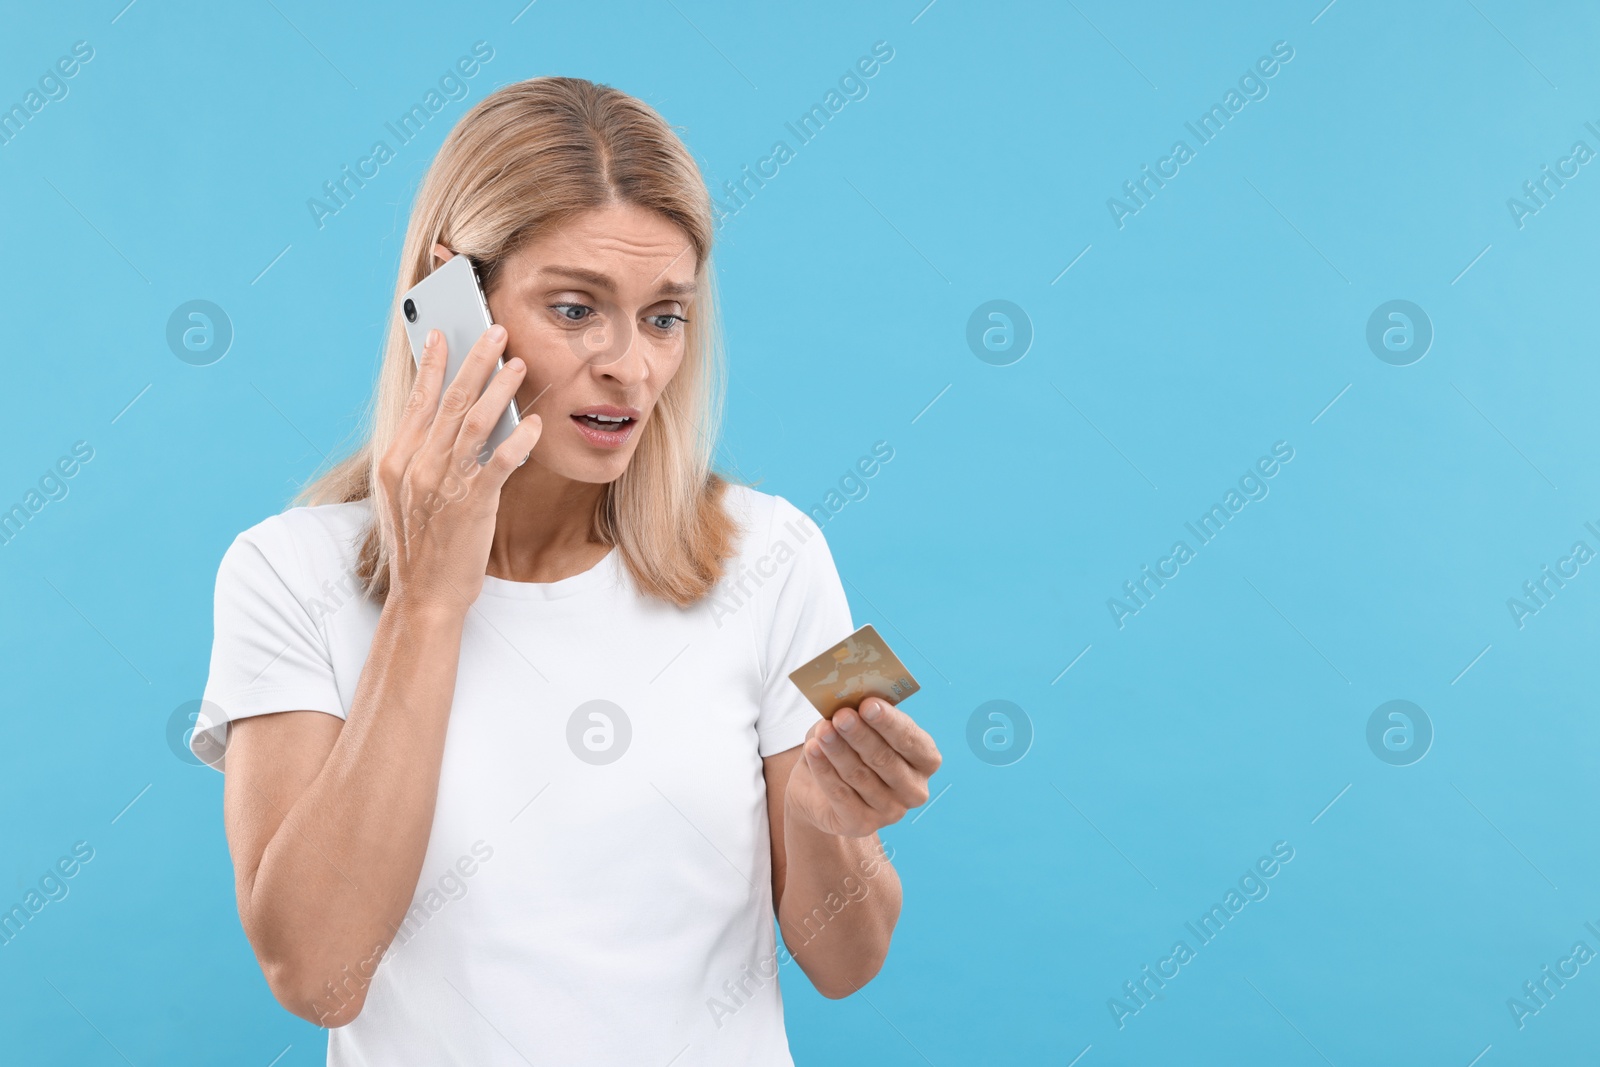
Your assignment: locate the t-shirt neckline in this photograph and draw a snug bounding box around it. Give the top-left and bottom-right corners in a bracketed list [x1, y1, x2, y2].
[477, 545, 620, 601]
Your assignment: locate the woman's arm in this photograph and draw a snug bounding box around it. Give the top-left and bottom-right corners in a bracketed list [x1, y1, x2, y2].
[220, 324, 541, 1027]
[764, 697, 941, 998]
[225, 599, 467, 1027]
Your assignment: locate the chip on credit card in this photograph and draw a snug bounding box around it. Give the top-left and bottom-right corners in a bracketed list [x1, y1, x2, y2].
[787, 624, 921, 720]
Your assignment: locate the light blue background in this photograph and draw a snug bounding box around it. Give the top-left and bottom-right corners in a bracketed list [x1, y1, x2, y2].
[3, 1, 1598, 1063]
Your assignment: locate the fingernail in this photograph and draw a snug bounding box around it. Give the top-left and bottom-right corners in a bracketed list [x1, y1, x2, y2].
[862, 699, 883, 722]
[821, 725, 839, 745]
[487, 324, 507, 341]
[836, 710, 856, 732]
[425, 329, 441, 348]
[505, 357, 524, 371]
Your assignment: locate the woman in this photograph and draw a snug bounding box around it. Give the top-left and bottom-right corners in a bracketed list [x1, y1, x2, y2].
[194, 76, 942, 1065]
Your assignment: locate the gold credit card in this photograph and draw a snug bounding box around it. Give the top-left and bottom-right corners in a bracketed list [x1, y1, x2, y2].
[788, 624, 921, 720]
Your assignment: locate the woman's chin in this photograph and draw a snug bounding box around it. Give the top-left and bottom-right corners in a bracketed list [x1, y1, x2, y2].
[528, 447, 635, 486]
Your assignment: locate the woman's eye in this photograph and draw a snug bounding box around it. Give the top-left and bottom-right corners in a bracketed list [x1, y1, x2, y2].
[550, 303, 592, 323]
[649, 314, 688, 332]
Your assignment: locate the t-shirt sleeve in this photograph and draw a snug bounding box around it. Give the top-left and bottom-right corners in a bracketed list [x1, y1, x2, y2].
[754, 497, 855, 757]
[193, 517, 347, 772]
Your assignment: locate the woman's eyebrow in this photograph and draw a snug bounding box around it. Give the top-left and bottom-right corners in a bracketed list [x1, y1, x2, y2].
[536, 264, 696, 298]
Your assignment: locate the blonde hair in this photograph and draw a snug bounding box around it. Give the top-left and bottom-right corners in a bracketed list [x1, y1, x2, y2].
[295, 76, 740, 606]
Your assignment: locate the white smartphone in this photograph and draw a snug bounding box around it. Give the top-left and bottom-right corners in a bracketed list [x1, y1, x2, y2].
[400, 253, 521, 465]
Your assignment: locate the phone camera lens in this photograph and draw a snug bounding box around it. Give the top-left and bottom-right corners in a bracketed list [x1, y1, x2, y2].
[403, 298, 417, 323]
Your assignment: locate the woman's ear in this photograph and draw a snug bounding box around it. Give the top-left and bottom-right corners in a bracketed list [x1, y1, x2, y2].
[432, 242, 456, 268]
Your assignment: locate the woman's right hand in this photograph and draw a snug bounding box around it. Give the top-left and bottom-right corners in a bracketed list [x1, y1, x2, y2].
[375, 323, 544, 614]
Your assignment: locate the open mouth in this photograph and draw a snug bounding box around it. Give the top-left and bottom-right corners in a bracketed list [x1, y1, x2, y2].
[570, 412, 637, 446]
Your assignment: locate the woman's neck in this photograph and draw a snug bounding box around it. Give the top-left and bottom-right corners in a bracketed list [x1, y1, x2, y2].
[485, 460, 611, 583]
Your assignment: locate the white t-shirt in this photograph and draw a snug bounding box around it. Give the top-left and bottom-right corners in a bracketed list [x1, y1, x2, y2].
[195, 483, 854, 1066]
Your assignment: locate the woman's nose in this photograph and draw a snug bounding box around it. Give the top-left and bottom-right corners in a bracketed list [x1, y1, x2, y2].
[577, 320, 649, 384]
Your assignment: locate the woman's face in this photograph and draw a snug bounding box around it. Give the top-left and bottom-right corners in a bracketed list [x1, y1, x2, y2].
[483, 202, 697, 485]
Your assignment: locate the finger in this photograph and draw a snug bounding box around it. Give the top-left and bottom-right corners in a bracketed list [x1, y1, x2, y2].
[815, 718, 900, 813]
[831, 707, 926, 807]
[422, 324, 508, 458]
[452, 355, 529, 471]
[481, 408, 545, 485]
[803, 736, 873, 822]
[389, 328, 449, 475]
[856, 699, 942, 776]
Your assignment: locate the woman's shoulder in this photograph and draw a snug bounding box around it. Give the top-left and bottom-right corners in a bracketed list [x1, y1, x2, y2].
[223, 498, 373, 584]
[720, 479, 783, 530]
[718, 480, 827, 560]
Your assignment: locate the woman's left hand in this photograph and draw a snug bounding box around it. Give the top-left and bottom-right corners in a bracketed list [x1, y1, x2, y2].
[784, 698, 943, 838]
